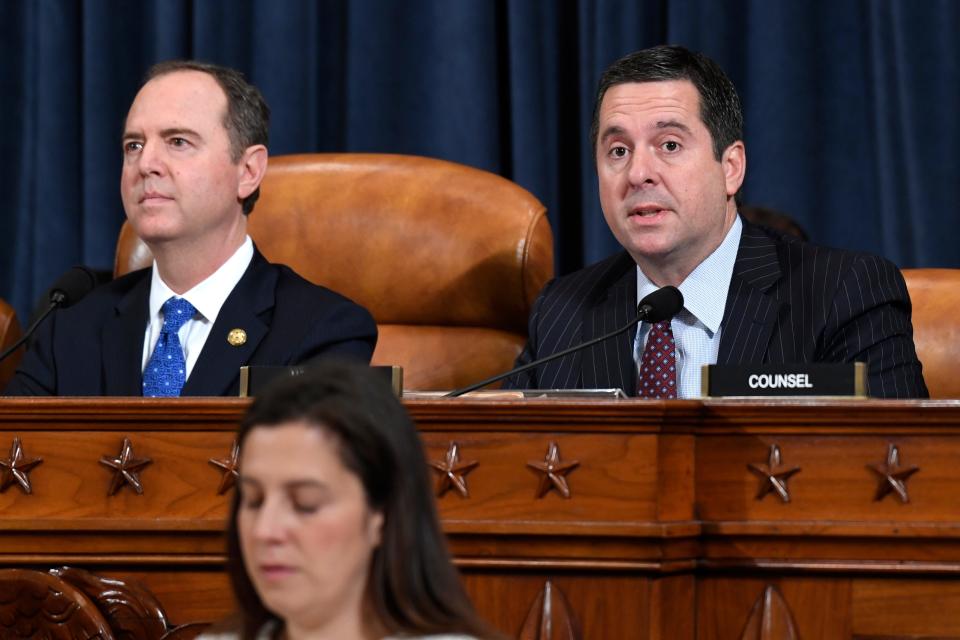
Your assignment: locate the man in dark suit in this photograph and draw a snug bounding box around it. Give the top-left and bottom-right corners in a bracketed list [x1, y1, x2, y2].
[6, 61, 375, 396]
[506, 46, 927, 398]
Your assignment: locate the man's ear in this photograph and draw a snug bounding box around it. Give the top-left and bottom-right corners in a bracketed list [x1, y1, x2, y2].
[237, 145, 268, 201]
[721, 141, 746, 197]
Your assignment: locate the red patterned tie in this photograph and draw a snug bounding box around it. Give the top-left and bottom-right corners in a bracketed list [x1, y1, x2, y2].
[637, 320, 677, 399]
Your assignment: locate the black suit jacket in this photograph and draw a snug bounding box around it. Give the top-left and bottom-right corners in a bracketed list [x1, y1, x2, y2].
[505, 221, 928, 398]
[5, 249, 377, 396]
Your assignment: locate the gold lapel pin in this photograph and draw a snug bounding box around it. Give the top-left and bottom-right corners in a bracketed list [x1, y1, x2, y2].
[227, 328, 247, 347]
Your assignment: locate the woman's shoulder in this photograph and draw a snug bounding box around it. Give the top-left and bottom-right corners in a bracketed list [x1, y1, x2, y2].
[194, 625, 273, 640]
[387, 635, 481, 640]
[197, 630, 480, 640]
[195, 631, 273, 640]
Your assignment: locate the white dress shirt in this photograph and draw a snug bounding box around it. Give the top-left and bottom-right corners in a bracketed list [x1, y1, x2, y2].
[141, 236, 255, 379]
[634, 216, 742, 398]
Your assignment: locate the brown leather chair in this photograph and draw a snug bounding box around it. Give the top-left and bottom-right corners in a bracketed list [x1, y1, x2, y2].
[902, 268, 960, 399]
[115, 153, 554, 390]
[0, 299, 23, 390]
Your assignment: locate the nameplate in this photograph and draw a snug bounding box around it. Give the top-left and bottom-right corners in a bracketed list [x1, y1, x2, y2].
[239, 365, 403, 397]
[701, 363, 866, 397]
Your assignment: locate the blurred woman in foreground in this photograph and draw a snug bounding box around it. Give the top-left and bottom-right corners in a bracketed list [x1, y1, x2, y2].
[199, 361, 495, 640]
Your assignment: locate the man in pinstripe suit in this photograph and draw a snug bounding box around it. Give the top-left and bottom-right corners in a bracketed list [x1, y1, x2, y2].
[506, 46, 927, 398]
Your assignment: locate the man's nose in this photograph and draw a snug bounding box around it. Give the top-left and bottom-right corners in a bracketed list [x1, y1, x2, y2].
[626, 149, 658, 188]
[137, 141, 165, 176]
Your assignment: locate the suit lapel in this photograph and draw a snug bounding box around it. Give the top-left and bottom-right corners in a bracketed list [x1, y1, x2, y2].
[582, 253, 637, 392]
[718, 222, 783, 364]
[181, 251, 276, 396]
[102, 273, 152, 395]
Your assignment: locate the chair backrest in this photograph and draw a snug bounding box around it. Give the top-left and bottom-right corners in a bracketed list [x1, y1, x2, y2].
[902, 268, 960, 399]
[0, 568, 115, 638]
[0, 299, 22, 390]
[115, 153, 554, 390]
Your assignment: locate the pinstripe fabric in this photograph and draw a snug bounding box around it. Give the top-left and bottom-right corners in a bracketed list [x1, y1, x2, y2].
[505, 221, 928, 398]
[504, 251, 638, 392]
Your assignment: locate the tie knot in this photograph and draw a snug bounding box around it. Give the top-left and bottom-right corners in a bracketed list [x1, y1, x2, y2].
[651, 320, 673, 334]
[161, 297, 197, 334]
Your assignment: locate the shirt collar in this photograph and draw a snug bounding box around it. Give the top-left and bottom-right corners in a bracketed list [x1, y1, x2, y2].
[149, 236, 255, 324]
[636, 215, 742, 335]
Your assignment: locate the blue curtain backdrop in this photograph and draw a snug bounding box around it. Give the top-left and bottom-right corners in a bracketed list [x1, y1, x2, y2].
[1, 0, 957, 319]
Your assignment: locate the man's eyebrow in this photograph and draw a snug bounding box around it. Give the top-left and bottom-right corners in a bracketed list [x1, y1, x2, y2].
[598, 125, 627, 144]
[159, 127, 201, 139]
[599, 120, 692, 143]
[121, 127, 201, 142]
[655, 120, 692, 135]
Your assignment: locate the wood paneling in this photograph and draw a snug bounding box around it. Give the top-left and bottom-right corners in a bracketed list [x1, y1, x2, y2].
[423, 432, 661, 526]
[0, 430, 235, 520]
[462, 572, 651, 639]
[696, 435, 959, 524]
[3, 398, 960, 638]
[698, 577, 852, 640]
[852, 579, 960, 638]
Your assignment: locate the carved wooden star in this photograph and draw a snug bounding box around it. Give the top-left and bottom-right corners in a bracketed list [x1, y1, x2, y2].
[209, 440, 241, 495]
[0, 437, 43, 494]
[99, 438, 152, 496]
[747, 444, 801, 503]
[868, 443, 919, 503]
[429, 442, 479, 498]
[527, 442, 579, 499]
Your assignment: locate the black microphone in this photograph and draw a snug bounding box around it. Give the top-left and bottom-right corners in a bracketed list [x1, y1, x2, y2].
[0, 266, 99, 364]
[445, 285, 684, 397]
[48, 266, 99, 308]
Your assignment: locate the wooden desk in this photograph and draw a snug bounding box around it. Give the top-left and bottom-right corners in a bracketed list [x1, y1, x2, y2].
[1, 398, 959, 639]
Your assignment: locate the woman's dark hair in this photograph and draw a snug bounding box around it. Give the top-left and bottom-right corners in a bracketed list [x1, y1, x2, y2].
[225, 360, 495, 640]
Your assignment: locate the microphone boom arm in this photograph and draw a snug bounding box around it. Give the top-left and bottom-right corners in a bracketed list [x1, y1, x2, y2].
[445, 310, 649, 398]
[0, 304, 58, 363]
[443, 284, 683, 398]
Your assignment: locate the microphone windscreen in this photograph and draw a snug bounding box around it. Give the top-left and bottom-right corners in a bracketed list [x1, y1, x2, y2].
[637, 285, 684, 323]
[49, 266, 99, 308]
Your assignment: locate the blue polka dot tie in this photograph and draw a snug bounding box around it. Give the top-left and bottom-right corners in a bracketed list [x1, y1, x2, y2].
[637, 320, 677, 399]
[142, 297, 197, 398]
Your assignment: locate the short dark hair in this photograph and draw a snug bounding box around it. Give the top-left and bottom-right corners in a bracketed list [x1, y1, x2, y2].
[590, 45, 743, 161]
[144, 60, 270, 215]
[226, 361, 495, 640]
